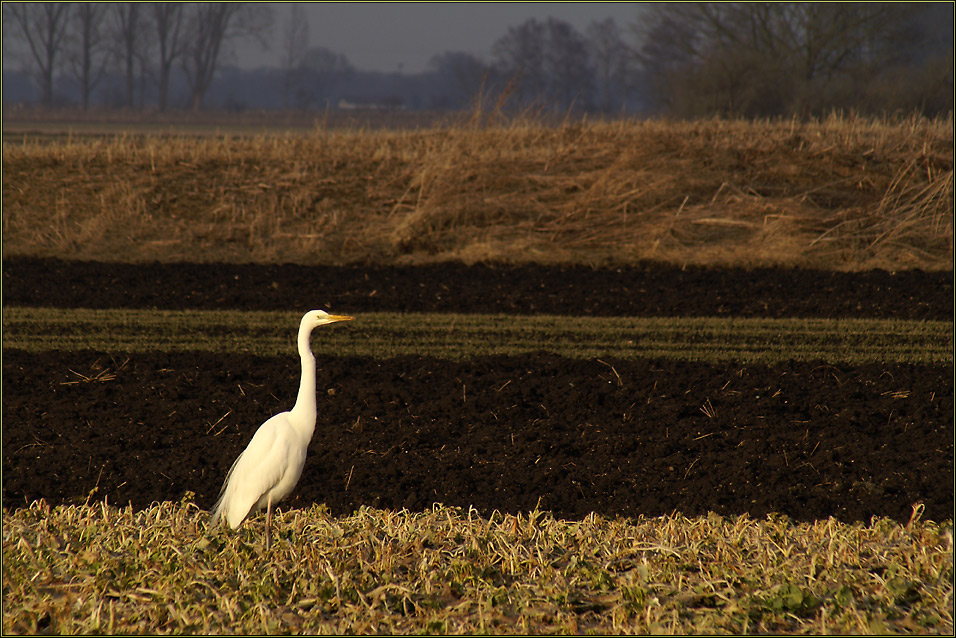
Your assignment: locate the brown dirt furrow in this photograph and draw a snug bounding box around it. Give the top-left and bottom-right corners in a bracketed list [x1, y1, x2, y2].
[2, 257, 950, 319]
[3, 350, 951, 523]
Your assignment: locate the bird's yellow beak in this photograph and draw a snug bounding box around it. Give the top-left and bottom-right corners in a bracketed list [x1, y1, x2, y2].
[327, 314, 354, 323]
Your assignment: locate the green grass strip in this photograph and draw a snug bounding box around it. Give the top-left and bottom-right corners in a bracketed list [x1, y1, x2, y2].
[2, 307, 951, 365]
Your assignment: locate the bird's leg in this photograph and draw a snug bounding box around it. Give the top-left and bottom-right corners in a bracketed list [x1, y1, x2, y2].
[266, 495, 273, 551]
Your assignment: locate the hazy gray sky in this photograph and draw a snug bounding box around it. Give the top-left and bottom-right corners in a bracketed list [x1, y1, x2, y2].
[238, 2, 644, 73]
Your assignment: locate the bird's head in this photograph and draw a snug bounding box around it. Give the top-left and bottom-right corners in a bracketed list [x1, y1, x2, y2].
[302, 309, 354, 328]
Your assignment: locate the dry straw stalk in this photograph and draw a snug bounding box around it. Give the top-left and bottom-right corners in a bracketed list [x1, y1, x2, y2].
[2, 113, 952, 270]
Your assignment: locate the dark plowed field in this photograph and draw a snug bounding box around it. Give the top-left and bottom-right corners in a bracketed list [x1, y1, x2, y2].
[2, 258, 953, 523]
[3, 257, 950, 318]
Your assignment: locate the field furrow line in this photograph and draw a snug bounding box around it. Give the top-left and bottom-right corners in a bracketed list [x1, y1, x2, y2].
[3, 307, 950, 364]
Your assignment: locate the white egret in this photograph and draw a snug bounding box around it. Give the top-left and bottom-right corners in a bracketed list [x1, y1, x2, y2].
[210, 309, 353, 547]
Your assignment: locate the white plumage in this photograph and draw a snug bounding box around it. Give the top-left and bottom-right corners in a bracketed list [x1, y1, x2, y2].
[210, 309, 353, 546]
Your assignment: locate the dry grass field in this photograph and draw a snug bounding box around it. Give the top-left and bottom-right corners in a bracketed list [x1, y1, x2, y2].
[2, 113, 952, 270]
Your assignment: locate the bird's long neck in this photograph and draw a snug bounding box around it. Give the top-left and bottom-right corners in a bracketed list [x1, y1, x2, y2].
[290, 321, 318, 440]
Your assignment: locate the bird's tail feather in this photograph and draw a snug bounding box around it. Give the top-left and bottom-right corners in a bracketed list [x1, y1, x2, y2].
[209, 451, 243, 527]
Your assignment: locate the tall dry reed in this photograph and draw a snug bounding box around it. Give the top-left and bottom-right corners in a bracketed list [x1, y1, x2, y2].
[2, 113, 951, 270]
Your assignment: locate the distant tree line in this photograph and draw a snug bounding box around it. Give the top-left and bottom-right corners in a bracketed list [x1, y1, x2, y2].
[3, 2, 272, 111]
[635, 3, 954, 118]
[434, 4, 952, 117]
[3, 2, 951, 117]
[431, 16, 641, 113]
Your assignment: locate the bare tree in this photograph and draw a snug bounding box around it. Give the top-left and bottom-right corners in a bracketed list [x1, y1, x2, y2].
[587, 18, 632, 112]
[181, 3, 273, 110]
[428, 51, 490, 108]
[494, 17, 595, 111]
[150, 3, 186, 111]
[65, 3, 112, 110]
[545, 18, 595, 110]
[281, 4, 310, 108]
[5, 3, 72, 106]
[493, 18, 547, 106]
[295, 46, 354, 108]
[634, 3, 933, 117]
[111, 3, 149, 108]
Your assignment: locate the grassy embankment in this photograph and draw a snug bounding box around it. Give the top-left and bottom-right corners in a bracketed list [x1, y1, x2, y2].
[2, 113, 952, 271]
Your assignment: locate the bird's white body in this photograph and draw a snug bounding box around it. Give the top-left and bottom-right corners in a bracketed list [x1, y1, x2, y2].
[212, 409, 311, 529]
[210, 310, 353, 536]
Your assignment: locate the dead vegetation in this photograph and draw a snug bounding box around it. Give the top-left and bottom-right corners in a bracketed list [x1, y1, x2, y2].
[2, 113, 952, 270]
[3, 499, 952, 634]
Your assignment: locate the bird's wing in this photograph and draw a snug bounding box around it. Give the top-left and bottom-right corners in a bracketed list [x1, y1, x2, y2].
[211, 413, 296, 529]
